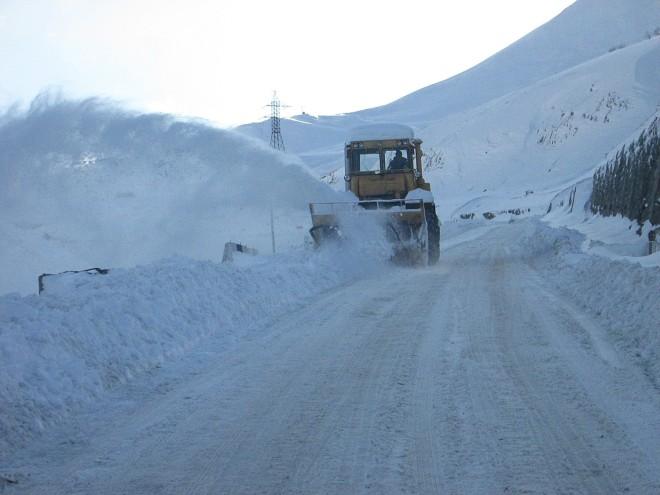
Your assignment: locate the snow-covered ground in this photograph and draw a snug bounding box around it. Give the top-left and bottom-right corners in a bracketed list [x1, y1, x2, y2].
[2, 0, 660, 491]
[0, 242, 389, 454]
[3, 219, 660, 494]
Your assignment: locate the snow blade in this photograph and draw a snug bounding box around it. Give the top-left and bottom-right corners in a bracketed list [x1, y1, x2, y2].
[309, 199, 433, 265]
[309, 224, 343, 245]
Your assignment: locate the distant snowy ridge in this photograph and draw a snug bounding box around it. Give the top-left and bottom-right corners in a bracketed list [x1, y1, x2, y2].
[0, 96, 338, 295]
[365, 0, 660, 124]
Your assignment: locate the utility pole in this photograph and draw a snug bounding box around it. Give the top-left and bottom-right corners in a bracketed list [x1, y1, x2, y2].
[266, 91, 286, 151]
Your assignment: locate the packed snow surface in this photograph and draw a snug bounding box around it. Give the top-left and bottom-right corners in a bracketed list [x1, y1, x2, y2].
[3, 1, 660, 491]
[3, 219, 660, 494]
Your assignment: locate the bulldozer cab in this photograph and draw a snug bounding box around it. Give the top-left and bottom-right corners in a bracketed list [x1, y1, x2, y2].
[344, 125, 431, 200]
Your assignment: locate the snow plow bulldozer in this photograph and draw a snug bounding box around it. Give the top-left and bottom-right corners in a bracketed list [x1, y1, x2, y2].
[309, 124, 440, 265]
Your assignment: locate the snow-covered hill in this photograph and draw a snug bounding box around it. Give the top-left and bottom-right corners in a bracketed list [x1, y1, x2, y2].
[364, 0, 660, 124]
[424, 37, 660, 217]
[0, 96, 337, 295]
[237, 0, 660, 219]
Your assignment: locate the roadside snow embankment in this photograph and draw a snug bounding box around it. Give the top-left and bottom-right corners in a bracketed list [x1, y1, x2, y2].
[516, 220, 660, 385]
[0, 248, 378, 453]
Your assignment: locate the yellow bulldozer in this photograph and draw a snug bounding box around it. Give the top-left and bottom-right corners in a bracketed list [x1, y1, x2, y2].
[309, 124, 440, 264]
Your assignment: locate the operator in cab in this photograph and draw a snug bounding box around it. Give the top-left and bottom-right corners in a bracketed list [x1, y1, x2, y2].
[388, 150, 408, 171]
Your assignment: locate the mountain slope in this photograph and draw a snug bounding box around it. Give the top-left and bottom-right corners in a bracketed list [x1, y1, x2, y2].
[421, 37, 660, 216]
[236, 0, 660, 209]
[365, 0, 660, 123]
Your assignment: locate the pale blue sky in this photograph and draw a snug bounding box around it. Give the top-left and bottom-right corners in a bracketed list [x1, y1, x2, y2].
[0, 0, 575, 126]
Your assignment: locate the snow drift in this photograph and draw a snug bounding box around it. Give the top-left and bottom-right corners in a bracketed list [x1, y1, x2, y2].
[523, 220, 660, 387]
[0, 246, 386, 453]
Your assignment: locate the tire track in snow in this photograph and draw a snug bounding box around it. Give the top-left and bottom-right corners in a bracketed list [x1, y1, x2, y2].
[515, 261, 660, 493]
[410, 263, 464, 494]
[492, 259, 627, 494]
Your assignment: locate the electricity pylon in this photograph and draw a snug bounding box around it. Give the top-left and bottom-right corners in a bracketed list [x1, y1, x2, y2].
[266, 91, 287, 151]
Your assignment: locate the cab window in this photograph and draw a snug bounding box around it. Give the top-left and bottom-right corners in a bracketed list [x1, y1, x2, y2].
[351, 149, 382, 172]
[385, 148, 413, 171]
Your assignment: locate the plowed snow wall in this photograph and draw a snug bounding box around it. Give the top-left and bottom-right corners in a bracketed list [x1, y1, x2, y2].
[0, 251, 369, 453]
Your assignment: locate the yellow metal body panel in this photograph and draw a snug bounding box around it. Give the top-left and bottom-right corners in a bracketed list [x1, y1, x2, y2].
[309, 203, 424, 229]
[350, 172, 416, 199]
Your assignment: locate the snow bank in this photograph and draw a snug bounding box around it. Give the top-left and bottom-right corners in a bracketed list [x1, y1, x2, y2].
[346, 124, 414, 142]
[0, 95, 338, 295]
[405, 188, 435, 204]
[545, 176, 659, 262]
[513, 220, 660, 386]
[0, 247, 382, 453]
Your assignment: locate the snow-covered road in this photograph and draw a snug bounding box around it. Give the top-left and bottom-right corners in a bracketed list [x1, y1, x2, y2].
[8, 223, 660, 494]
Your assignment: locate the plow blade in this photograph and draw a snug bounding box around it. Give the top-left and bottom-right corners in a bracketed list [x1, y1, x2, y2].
[309, 199, 436, 265]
